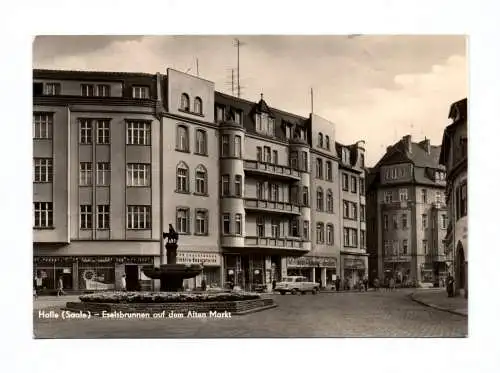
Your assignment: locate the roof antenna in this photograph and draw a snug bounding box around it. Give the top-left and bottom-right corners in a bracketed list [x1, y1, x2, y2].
[234, 38, 246, 98]
[311, 87, 314, 114]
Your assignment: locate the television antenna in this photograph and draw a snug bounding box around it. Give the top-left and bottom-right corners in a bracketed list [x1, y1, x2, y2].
[233, 38, 246, 98]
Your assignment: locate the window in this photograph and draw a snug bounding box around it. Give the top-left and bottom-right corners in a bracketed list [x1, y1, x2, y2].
[271, 220, 280, 238]
[44, 83, 60, 95]
[79, 162, 92, 186]
[195, 165, 207, 195]
[96, 84, 110, 97]
[360, 230, 366, 249]
[301, 152, 308, 172]
[33, 158, 52, 182]
[326, 224, 334, 244]
[316, 223, 324, 244]
[270, 184, 279, 201]
[343, 201, 349, 218]
[352, 203, 358, 220]
[326, 161, 332, 181]
[176, 208, 190, 234]
[384, 191, 393, 203]
[195, 210, 208, 235]
[402, 214, 408, 229]
[96, 162, 110, 186]
[257, 216, 265, 237]
[342, 148, 350, 164]
[33, 202, 53, 228]
[302, 186, 309, 206]
[316, 187, 324, 211]
[234, 136, 242, 158]
[316, 158, 323, 179]
[176, 162, 189, 192]
[422, 240, 428, 255]
[177, 125, 189, 152]
[342, 173, 349, 191]
[96, 120, 110, 144]
[456, 183, 467, 219]
[234, 110, 242, 124]
[194, 97, 203, 114]
[351, 176, 357, 193]
[350, 229, 358, 247]
[126, 121, 151, 145]
[256, 181, 264, 199]
[326, 190, 334, 213]
[290, 219, 299, 237]
[235, 214, 242, 235]
[79, 119, 92, 144]
[360, 178, 365, 195]
[421, 189, 427, 203]
[132, 86, 150, 99]
[422, 214, 428, 229]
[97, 205, 110, 229]
[318, 133, 323, 148]
[81, 84, 94, 97]
[325, 135, 330, 150]
[257, 147, 263, 162]
[303, 221, 309, 240]
[221, 175, 230, 196]
[234, 175, 242, 197]
[360, 154, 365, 168]
[272, 150, 278, 165]
[392, 240, 399, 255]
[384, 241, 391, 256]
[360, 204, 365, 222]
[436, 191, 443, 205]
[216, 106, 224, 122]
[441, 214, 448, 229]
[195, 129, 206, 155]
[256, 113, 263, 131]
[399, 188, 408, 201]
[402, 239, 408, 255]
[33, 113, 53, 139]
[221, 135, 229, 157]
[127, 163, 150, 187]
[267, 116, 275, 136]
[383, 214, 389, 230]
[392, 215, 398, 229]
[80, 205, 92, 229]
[343, 228, 349, 247]
[264, 146, 271, 163]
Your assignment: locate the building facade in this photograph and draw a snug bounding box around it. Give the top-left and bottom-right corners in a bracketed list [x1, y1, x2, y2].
[439, 98, 467, 298]
[33, 68, 367, 292]
[366, 135, 449, 286]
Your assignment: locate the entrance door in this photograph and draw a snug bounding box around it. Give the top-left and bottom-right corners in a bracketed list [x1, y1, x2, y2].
[315, 267, 322, 287]
[125, 265, 139, 291]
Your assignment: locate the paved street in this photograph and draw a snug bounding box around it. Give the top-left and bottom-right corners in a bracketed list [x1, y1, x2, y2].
[33, 289, 467, 338]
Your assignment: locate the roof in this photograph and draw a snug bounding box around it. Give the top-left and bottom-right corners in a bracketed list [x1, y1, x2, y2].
[33, 68, 157, 80]
[440, 98, 468, 165]
[375, 138, 443, 169]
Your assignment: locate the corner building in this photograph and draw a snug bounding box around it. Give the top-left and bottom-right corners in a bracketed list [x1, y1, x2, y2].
[439, 98, 467, 297]
[32, 67, 368, 292]
[366, 135, 449, 287]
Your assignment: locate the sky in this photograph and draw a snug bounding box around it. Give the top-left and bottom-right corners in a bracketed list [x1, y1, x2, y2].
[32, 35, 467, 166]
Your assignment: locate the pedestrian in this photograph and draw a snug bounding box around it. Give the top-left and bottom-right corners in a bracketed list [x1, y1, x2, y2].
[389, 277, 395, 291]
[121, 274, 127, 291]
[272, 279, 276, 290]
[363, 276, 369, 292]
[57, 276, 65, 296]
[201, 278, 207, 291]
[33, 276, 38, 299]
[373, 277, 380, 291]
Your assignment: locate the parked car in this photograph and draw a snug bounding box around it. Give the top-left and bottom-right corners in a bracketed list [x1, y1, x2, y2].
[274, 276, 320, 295]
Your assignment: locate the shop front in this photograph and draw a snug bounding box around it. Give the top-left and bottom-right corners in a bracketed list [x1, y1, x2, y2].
[177, 252, 222, 290]
[224, 254, 266, 291]
[33, 256, 155, 293]
[286, 256, 337, 288]
[383, 257, 412, 286]
[341, 255, 367, 288]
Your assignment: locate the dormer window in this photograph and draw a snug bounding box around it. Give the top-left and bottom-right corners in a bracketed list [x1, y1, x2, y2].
[285, 125, 292, 139]
[342, 148, 350, 164]
[216, 106, 224, 122]
[44, 83, 61, 96]
[234, 110, 242, 124]
[194, 97, 203, 114]
[318, 133, 323, 148]
[255, 112, 275, 137]
[180, 93, 190, 111]
[132, 86, 150, 99]
[325, 135, 330, 150]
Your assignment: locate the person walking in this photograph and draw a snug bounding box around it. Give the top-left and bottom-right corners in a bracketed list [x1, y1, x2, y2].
[389, 277, 395, 291]
[373, 277, 380, 291]
[121, 274, 127, 292]
[363, 276, 369, 292]
[57, 276, 65, 296]
[33, 276, 38, 299]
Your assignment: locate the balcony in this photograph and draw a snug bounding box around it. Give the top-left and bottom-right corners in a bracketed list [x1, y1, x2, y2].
[244, 198, 301, 215]
[244, 160, 301, 181]
[244, 236, 307, 254]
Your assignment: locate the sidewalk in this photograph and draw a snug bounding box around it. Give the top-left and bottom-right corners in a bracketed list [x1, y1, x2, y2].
[410, 289, 468, 316]
[33, 295, 81, 310]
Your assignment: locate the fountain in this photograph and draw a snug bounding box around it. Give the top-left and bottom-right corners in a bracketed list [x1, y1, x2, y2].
[141, 224, 203, 291]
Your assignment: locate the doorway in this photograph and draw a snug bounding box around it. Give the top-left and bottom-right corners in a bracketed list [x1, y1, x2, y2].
[456, 242, 466, 291]
[125, 265, 139, 291]
[315, 267, 322, 287]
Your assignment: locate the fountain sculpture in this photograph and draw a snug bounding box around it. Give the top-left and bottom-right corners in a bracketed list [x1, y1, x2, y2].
[141, 224, 203, 291]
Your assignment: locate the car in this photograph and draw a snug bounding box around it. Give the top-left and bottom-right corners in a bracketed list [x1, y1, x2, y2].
[274, 276, 320, 295]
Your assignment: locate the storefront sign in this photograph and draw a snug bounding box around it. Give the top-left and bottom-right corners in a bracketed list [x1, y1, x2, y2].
[287, 256, 337, 268]
[176, 252, 221, 266]
[34, 256, 154, 264]
[343, 258, 365, 269]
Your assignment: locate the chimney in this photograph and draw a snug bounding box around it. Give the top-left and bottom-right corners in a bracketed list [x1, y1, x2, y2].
[402, 135, 412, 153]
[423, 137, 431, 154]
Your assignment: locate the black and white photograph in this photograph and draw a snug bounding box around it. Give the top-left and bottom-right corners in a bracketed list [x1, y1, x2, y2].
[31, 34, 469, 338]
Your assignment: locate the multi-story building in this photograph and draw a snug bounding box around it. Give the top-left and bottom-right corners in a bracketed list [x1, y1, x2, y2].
[366, 135, 449, 286]
[439, 98, 467, 298]
[33, 68, 367, 292]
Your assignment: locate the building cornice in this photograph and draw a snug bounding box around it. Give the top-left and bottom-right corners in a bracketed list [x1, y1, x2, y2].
[33, 96, 157, 108]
